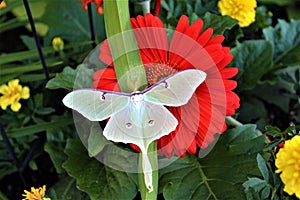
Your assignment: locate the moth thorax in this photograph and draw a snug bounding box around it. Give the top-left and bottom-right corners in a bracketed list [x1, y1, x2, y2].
[131, 93, 144, 107]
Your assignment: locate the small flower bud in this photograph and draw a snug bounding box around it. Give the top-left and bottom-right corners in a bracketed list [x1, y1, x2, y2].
[52, 37, 64, 52]
[277, 141, 285, 148]
[0, 1, 6, 9]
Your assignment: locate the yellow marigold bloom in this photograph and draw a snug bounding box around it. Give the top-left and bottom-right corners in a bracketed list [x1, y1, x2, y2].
[275, 135, 300, 198]
[0, 79, 30, 112]
[22, 185, 51, 200]
[0, 0, 6, 9]
[52, 37, 64, 52]
[218, 0, 257, 27]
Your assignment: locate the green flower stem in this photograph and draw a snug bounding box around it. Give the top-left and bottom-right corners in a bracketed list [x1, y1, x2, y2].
[103, 1, 158, 199]
[226, 116, 264, 135]
[139, 141, 158, 200]
[103, 0, 147, 92]
[138, 1, 151, 14]
[225, 116, 243, 127]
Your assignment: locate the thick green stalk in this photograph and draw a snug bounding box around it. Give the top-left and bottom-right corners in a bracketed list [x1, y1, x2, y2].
[103, 0, 147, 92]
[103, 1, 158, 199]
[139, 141, 158, 200]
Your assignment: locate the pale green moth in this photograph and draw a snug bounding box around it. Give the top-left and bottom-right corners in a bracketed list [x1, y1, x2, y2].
[63, 69, 206, 192]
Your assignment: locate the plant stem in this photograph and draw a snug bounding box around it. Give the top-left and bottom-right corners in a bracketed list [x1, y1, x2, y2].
[225, 116, 243, 127]
[0, 122, 27, 185]
[0, 122, 19, 169]
[23, 0, 49, 81]
[139, 141, 158, 200]
[87, 3, 96, 48]
[138, 1, 151, 15]
[103, 1, 157, 199]
[63, 178, 76, 199]
[226, 116, 264, 135]
[103, 0, 147, 92]
[0, 191, 9, 200]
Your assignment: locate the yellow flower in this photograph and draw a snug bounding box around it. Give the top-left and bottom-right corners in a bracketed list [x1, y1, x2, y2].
[52, 37, 64, 52]
[0, 0, 6, 9]
[0, 79, 30, 112]
[275, 135, 300, 198]
[22, 185, 51, 200]
[218, 0, 257, 27]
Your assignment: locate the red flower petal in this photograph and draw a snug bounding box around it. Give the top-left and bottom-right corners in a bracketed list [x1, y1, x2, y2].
[80, 0, 103, 14]
[99, 40, 113, 66]
[220, 68, 239, 79]
[154, 0, 162, 16]
[206, 35, 225, 45]
[197, 28, 213, 46]
[92, 67, 120, 91]
[131, 14, 168, 63]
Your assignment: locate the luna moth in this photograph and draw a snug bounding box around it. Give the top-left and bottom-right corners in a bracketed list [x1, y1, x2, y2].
[62, 69, 206, 192]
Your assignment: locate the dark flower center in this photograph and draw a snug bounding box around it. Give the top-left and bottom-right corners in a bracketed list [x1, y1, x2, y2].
[145, 63, 177, 86]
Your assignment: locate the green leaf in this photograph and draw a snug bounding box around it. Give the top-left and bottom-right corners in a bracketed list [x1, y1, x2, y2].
[203, 12, 238, 36]
[254, 6, 273, 28]
[251, 83, 290, 112]
[0, 18, 29, 33]
[0, 61, 62, 76]
[46, 67, 76, 90]
[10, 0, 48, 36]
[174, 4, 183, 17]
[223, 25, 244, 46]
[244, 178, 266, 189]
[40, 0, 105, 43]
[83, 44, 106, 69]
[242, 153, 277, 199]
[263, 19, 300, 66]
[243, 177, 271, 200]
[258, 0, 292, 6]
[0, 41, 92, 65]
[48, 176, 89, 200]
[264, 126, 282, 137]
[34, 107, 56, 115]
[63, 139, 137, 200]
[6, 117, 73, 138]
[227, 125, 266, 155]
[159, 125, 266, 200]
[257, 154, 269, 182]
[275, 65, 300, 94]
[0, 143, 17, 179]
[0, 53, 40, 69]
[238, 96, 268, 126]
[20, 35, 36, 50]
[282, 125, 296, 136]
[231, 40, 273, 91]
[44, 141, 67, 174]
[0, 74, 22, 85]
[46, 64, 94, 90]
[287, 5, 300, 20]
[19, 73, 55, 83]
[0, 192, 9, 200]
[87, 124, 109, 157]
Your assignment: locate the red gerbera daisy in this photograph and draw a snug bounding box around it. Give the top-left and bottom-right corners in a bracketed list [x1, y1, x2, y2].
[80, 0, 103, 14]
[92, 14, 240, 158]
